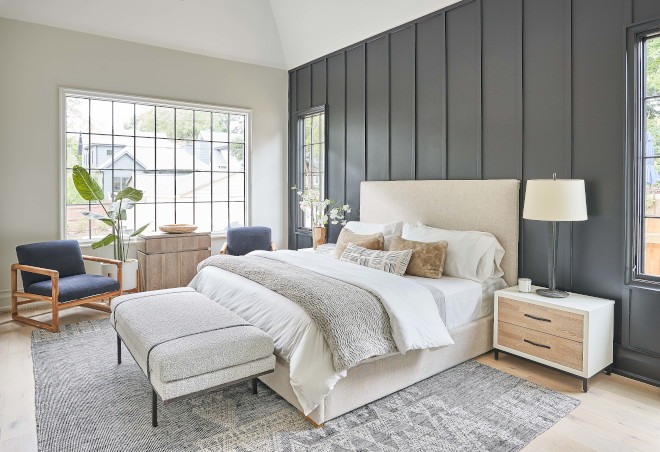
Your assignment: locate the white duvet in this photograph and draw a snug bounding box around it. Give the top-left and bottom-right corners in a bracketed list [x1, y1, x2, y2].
[189, 250, 453, 414]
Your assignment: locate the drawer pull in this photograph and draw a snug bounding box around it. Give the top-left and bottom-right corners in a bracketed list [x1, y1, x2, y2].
[524, 313, 551, 323]
[524, 339, 551, 349]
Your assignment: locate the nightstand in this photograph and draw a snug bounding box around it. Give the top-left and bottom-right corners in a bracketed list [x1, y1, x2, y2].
[493, 286, 614, 392]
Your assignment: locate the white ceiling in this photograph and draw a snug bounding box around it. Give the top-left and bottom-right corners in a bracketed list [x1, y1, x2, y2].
[0, 0, 460, 70]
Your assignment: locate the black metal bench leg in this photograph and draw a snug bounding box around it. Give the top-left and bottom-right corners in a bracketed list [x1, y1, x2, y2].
[252, 378, 258, 395]
[494, 349, 499, 360]
[582, 378, 588, 393]
[152, 389, 158, 427]
[117, 334, 122, 365]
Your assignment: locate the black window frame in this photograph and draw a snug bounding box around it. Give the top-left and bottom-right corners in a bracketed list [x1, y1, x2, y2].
[627, 19, 660, 287]
[294, 105, 327, 233]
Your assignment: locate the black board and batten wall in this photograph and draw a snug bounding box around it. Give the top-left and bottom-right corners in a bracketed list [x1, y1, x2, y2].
[287, 0, 660, 386]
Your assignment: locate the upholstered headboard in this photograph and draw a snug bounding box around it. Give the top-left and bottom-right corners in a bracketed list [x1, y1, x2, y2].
[360, 180, 520, 286]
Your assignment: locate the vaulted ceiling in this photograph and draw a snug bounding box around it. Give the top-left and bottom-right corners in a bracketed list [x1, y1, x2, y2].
[0, 0, 459, 69]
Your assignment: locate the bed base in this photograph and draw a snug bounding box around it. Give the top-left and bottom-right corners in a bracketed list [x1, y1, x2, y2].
[259, 314, 494, 426]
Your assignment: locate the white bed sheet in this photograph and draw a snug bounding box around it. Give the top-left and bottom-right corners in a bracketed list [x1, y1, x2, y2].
[405, 275, 507, 330]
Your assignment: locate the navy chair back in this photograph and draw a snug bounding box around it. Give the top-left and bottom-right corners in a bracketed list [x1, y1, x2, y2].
[16, 240, 86, 288]
[226, 227, 272, 256]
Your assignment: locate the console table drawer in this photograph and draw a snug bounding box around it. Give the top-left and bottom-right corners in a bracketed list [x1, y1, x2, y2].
[497, 321, 583, 371]
[498, 296, 584, 342]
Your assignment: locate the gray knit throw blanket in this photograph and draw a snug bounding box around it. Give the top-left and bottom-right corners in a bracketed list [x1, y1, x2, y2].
[198, 255, 397, 371]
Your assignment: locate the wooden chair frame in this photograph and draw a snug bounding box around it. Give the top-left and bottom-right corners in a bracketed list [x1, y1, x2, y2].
[11, 255, 123, 332]
[219, 242, 277, 254]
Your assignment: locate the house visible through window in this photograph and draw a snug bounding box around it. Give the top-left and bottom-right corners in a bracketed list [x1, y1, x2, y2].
[297, 107, 325, 229]
[64, 90, 248, 240]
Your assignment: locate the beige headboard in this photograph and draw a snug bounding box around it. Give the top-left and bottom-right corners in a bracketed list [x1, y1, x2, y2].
[360, 180, 520, 286]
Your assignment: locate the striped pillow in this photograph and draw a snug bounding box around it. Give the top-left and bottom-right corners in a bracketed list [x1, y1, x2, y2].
[339, 243, 413, 276]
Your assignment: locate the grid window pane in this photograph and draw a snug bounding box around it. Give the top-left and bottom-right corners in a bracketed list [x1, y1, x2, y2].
[176, 109, 194, 140]
[90, 99, 113, 134]
[229, 114, 244, 143]
[229, 202, 245, 228]
[195, 111, 211, 140]
[644, 218, 660, 275]
[196, 202, 212, 231]
[65, 93, 247, 239]
[113, 102, 134, 136]
[66, 97, 89, 133]
[213, 202, 229, 231]
[135, 104, 155, 137]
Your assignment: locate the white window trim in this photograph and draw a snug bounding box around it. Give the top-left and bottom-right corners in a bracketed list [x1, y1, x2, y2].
[59, 87, 252, 244]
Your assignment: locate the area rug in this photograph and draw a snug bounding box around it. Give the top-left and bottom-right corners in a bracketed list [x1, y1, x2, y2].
[32, 319, 580, 451]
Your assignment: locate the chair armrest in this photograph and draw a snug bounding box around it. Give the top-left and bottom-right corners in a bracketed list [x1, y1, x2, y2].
[219, 242, 228, 254]
[11, 263, 59, 278]
[82, 255, 122, 268]
[271, 242, 277, 251]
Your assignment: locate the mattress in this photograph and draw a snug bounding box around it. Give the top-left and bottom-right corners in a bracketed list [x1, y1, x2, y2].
[406, 275, 507, 330]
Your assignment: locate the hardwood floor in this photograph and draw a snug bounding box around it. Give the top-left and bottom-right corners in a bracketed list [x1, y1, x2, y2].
[1, 306, 659, 451]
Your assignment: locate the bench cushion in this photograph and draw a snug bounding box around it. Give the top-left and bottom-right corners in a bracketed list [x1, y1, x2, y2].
[110, 288, 274, 387]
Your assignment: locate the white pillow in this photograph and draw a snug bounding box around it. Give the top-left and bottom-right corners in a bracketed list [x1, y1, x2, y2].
[402, 223, 504, 282]
[344, 221, 403, 250]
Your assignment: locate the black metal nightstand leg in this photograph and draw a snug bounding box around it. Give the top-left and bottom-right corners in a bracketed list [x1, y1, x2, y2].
[117, 334, 121, 365]
[494, 349, 499, 360]
[252, 378, 258, 395]
[606, 365, 612, 376]
[582, 378, 588, 392]
[152, 389, 158, 427]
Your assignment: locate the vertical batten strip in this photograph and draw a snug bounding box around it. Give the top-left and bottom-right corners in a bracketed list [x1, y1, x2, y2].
[476, 0, 483, 180]
[412, 23, 418, 180]
[565, 0, 574, 290]
[387, 33, 392, 181]
[343, 51, 347, 205]
[518, 0, 525, 275]
[442, 12, 448, 180]
[364, 44, 368, 181]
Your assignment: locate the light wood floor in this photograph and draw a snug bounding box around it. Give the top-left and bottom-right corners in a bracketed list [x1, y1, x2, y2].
[1, 306, 659, 452]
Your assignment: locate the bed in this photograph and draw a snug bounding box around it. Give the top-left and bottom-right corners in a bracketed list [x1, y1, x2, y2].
[190, 179, 520, 426]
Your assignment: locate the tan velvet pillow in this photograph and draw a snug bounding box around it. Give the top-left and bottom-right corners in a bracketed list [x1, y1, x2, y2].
[389, 236, 448, 279]
[334, 229, 384, 258]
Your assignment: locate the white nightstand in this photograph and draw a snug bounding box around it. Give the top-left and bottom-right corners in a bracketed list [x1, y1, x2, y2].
[493, 286, 614, 392]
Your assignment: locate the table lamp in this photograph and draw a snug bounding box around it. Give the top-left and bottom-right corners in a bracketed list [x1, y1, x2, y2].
[522, 174, 588, 298]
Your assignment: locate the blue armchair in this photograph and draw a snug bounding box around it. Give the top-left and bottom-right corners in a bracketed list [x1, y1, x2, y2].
[219, 227, 276, 256]
[11, 240, 123, 332]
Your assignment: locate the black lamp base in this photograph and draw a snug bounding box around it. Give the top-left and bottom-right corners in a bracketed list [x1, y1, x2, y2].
[536, 288, 569, 298]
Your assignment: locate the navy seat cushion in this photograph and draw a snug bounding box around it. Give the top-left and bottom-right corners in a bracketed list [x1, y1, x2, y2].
[226, 226, 272, 256]
[16, 240, 86, 288]
[25, 274, 120, 303]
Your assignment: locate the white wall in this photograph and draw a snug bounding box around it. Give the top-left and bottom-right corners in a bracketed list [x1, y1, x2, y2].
[0, 18, 288, 309]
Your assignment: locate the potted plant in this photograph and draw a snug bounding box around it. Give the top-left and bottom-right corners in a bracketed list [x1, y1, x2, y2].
[293, 187, 350, 249]
[71, 165, 150, 291]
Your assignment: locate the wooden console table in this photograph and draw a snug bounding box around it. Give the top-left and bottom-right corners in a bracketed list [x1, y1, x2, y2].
[137, 231, 211, 292]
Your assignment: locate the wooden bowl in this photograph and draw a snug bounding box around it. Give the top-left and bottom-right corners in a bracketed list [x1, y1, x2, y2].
[159, 224, 198, 234]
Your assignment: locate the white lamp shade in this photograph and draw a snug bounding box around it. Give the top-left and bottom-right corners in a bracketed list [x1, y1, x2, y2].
[523, 179, 588, 221]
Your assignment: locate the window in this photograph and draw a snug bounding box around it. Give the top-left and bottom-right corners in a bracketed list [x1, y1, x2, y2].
[296, 106, 326, 229]
[62, 89, 248, 240]
[630, 24, 660, 282]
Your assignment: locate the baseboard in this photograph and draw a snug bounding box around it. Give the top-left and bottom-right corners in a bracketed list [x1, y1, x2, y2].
[613, 343, 660, 388]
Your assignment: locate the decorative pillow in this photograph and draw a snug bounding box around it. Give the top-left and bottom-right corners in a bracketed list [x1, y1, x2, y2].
[339, 243, 413, 276]
[389, 236, 448, 279]
[334, 228, 384, 258]
[343, 221, 403, 250]
[402, 223, 504, 282]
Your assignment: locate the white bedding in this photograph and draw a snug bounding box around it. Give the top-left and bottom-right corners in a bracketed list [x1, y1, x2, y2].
[406, 275, 507, 330]
[189, 250, 464, 415]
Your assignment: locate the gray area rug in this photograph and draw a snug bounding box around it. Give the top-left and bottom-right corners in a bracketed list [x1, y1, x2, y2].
[32, 319, 580, 451]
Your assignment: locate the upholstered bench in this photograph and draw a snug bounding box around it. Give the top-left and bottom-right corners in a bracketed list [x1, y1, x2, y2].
[110, 287, 275, 426]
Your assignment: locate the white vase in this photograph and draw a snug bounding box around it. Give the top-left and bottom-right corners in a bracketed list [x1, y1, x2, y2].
[101, 259, 138, 292]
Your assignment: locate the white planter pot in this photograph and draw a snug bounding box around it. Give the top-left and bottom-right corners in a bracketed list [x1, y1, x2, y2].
[101, 259, 138, 292]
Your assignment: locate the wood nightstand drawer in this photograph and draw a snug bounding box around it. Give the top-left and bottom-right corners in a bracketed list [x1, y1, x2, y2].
[498, 321, 583, 371]
[498, 296, 584, 342]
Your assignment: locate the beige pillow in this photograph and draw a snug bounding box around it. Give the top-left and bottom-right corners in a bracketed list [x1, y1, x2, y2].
[334, 228, 384, 258]
[389, 236, 448, 279]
